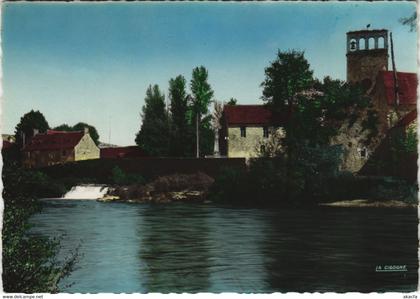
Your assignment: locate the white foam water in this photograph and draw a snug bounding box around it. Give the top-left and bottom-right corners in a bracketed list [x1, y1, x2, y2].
[63, 185, 109, 200]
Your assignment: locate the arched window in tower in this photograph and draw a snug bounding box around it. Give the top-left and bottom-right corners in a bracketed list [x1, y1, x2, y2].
[359, 38, 366, 50]
[349, 39, 357, 51]
[378, 37, 385, 48]
[368, 37, 375, 50]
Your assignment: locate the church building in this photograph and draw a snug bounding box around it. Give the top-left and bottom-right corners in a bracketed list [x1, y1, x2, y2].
[334, 28, 417, 172]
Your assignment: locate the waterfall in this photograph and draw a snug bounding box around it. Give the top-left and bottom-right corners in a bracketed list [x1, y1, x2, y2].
[63, 185, 109, 200]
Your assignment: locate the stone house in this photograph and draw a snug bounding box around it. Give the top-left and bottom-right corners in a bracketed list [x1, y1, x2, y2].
[333, 28, 417, 172]
[218, 105, 288, 158]
[22, 128, 100, 168]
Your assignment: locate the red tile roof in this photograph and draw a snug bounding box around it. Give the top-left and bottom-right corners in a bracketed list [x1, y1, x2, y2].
[100, 146, 147, 159]
[223, 105, 288, 126]
[378, 71, 417, 106]
[23, 130, 84, 151]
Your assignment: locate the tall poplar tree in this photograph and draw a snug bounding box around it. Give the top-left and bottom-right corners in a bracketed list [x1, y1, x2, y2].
[168, 75, 190, 156]
[135, 85, 169, 156]
[190, 66, 214, 158]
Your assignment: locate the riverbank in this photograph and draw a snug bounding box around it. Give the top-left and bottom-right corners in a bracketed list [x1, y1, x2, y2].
[100, 172, 214, 203]
[319, 199, 417, 208]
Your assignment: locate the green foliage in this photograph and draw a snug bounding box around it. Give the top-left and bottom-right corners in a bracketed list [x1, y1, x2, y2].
[199, 115, 215, 157]
[73, 122, 100, 145]
[190, 66, 214, 116]
[390, 126, 418, 155]
[262, 51, 369, 148]
[399, 12, 417, 32]
[135, 84, 170, 156]
[209, 167, 249, 203]
[404, 127, 418, 153]
[290, 77, 369, 147]
[15, 110, 50, 149]
[53, 122, 100, 145]
[2, 164, 78, 292]
[111, 166, 145, 186]
[210, 144, 344, 205]
[169, 75, 191, 156]
[227, 98, 237, 105]
[261, 50, 313, 111]
[53, 124, 73, 131]
[190, 66, 214, 157]
[136, 68, 215, 157]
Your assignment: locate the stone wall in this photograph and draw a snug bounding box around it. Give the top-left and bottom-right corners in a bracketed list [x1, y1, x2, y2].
[39, 157, 247, 183]
[346, 49, 388, 84]
[23, 149, 75, 168]
[227, 126, 285, 158]
[75, 134, 100, 161]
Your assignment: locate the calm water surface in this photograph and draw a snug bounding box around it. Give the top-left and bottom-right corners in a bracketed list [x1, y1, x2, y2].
[30, 200, 418, 293]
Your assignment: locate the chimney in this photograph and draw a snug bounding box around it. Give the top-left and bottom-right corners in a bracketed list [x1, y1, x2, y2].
[84, 127, 89, 135]
[33, 128, 39, 136]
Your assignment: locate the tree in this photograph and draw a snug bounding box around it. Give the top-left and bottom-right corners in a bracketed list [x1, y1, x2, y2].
[168, 75, 190, 156]
[261, 50, 313, 113]
[53, 124, 72, 131]
[53, 122, 100, 145]
[135, 84, 170, 156]
[227, 98, 237, 106]
[190, 66, 214, 158]
[400, 12, 416, 32]
[73, 122, 100, 145]
[260, 50, 369, 201]
[261, 50, 369, 149]
[2, 164, 78, 292]
[15, 110, 50, 149]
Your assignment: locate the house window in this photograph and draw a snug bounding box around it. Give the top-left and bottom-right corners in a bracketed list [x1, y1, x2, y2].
[240, 127, 246, 138]
[263, 127, 269, 138]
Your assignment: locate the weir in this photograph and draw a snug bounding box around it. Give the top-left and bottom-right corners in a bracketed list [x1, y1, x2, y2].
[63, 185, 109, 200]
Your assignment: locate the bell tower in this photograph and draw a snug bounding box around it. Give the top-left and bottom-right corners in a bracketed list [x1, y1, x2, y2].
[346, 29, 389, 87]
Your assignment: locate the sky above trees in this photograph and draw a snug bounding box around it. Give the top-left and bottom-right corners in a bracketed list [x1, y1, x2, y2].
[2, 2, 417, 146]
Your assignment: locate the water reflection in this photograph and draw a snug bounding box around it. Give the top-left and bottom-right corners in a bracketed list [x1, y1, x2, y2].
[262, 207, 418, 292]
[29, 200, 417, 293]
[137, 204, 212, 292]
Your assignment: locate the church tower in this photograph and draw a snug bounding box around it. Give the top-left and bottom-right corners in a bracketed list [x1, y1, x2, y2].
[346, 29, 389, 87]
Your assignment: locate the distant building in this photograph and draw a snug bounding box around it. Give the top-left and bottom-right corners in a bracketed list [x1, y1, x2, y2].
[100, 146, 146, 159]
[2, 134, 16, 151]
[219, 105, 288, 158]
[22, 129, 100, 168]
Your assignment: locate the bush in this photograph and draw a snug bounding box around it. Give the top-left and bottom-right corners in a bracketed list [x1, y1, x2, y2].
[2, 164, 78, 292]
[208, 167, 249, 203]
[209, 144, 346, 205]
[111, 166, 145, 186]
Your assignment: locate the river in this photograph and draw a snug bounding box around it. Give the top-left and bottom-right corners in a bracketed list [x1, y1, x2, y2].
[29, 199, 418, 293]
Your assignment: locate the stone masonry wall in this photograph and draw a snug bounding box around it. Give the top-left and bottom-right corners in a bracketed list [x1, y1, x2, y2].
[74, 134, 100, 161]
[227, 126, 285, 158]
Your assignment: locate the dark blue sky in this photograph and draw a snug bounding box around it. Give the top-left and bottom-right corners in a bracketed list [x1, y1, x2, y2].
[3, 2, 417, 145]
